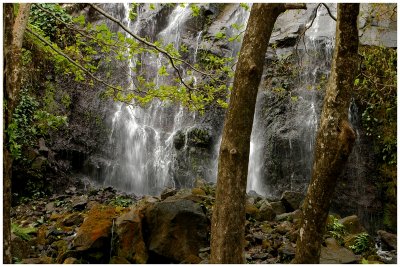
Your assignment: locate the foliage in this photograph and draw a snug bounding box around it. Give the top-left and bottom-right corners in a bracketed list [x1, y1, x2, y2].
[326, 216, 346, 245]
[355, 46, 396, 166]
[354, 46, 397, 232]
[7, 90, 39, 159]
[29, 4, 72, 43]
[349, 233, 370, 254]
[11, 223, 37, 241]
[7, 89, 67, 159]
[108, 196, 133, 207]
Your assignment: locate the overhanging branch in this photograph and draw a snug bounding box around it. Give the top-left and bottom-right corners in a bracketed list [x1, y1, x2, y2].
[26, 27, 141, 98]
[88, 3, 215, 93]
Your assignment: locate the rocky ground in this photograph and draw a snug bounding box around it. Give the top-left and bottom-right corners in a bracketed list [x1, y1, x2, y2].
[10, 180, 397, 264]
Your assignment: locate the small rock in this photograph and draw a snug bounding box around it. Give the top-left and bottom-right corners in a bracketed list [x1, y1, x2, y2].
[63, 257, 79, 264]
[21, 256, 53, 264]
[278, 242, 296, 260]
[199, 247, 210, 253]
[191, 187, 206, 196]
[247, 190, 263, 202]
[377, 230, 397, 250]
[62, 213, 84, 227]
[276, 209, 302, 222]
[276, 221, 292, 235]
[160, 188, 178, 200]
[71, 195, 88, 211]
[252, 252, 268, 260]
[31, 156, 47, 170]
[109, 256, 131, 264]
[38, 138, 50, 156]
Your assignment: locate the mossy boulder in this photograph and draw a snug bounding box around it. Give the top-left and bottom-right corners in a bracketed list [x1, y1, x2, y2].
[339, 215, 365, 235]
[71, 204, 117, 263]
[114, 208, 148, 263]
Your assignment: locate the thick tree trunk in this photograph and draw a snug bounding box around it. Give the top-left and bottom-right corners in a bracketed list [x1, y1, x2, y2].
[293, 4, 359, 264]
[3, 3, 31, 263]
[210, 4, 286, 264]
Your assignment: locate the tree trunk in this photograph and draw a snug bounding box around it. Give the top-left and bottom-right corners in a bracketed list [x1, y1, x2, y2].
[3, 3, 31, 263]
[210, 3, 286, 263]
[293, 4, 359, 264]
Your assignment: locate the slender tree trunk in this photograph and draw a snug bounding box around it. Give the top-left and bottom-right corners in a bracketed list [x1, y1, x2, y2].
[293, 4, 359, 264]
[3, 3, 31, 263]
[210, 3, 306, 263]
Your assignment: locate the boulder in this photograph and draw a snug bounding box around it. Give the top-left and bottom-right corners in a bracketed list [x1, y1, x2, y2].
[114, 209, 148, 263]
[377, 230, 397, 250]
[320, 238, 359, 264]
[72, 204, 116, 263]
[270, 201, 286, 215]
[280, 191, 304, 211]
[339, 215, 365, 235]
[245, 203, 259, 219]
[258, 201, 276, 221]
[144, 199, 208, 263]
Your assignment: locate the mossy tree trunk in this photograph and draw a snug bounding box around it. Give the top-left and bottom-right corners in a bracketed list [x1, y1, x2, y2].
[292, 3, 359, 264]
[210, 3, 305, 263]
[3, 3, 31, 263]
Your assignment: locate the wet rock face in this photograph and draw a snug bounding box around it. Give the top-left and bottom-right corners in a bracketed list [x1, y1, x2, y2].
[143, 199, 209, 263]
[172, 126, 217, 188]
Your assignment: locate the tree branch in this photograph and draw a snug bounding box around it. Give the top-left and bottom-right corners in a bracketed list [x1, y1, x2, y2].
[88, 3, 215, 92]
[26, 27, 141, 97]
[284, 4, 307, 10]
[321, 3, 337, 21]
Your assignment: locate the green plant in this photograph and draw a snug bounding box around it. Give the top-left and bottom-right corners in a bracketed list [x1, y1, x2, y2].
[29, 4, 72, 41]
[7, 90, 39, 159]
[7, 89, 67, 159]
[11, 223, 37, 241]
[109, 196, 133, 207]
[326, 217, 346, 244]
[349, 232, 370, 254]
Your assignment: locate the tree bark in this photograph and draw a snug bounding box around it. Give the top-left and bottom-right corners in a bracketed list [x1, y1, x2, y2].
[210, 4, 286, 263]
[293, 3, 359, 264]
[3, 3, 31, 263]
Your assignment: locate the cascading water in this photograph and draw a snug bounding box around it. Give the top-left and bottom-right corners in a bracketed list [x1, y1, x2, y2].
[97, 4, 193, 195]
[246, 4, 336, 196]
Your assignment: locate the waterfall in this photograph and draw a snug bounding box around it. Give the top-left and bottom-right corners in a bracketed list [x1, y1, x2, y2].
[97, 4, 197, 196]
[246, 4, 336, 196]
